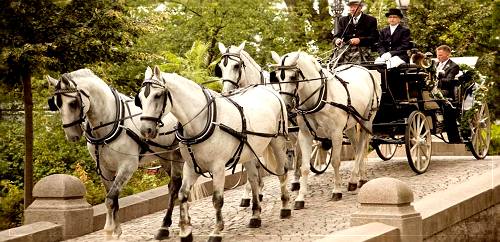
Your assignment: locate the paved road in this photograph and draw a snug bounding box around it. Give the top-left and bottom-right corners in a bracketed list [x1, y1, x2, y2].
[67, 155, 499, 242]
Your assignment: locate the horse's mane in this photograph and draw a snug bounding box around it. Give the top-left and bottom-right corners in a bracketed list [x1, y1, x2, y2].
[67, 68, 108, 87]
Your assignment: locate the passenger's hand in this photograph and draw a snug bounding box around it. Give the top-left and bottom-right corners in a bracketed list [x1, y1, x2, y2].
[381, 52, 391, 60]
[349, 38, 360, 45]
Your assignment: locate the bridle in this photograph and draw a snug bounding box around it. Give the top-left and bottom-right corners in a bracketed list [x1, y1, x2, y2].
[215, 48, 246, 88]
[270, 55, 305, 108]
[136, 76, 172, 127]
[48, 74, 89, 129]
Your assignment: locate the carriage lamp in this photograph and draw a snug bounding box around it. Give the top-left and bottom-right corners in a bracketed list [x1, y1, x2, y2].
[330, 0, 345, 36]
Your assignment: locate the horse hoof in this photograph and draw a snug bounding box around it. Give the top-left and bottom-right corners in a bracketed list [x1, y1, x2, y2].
[280, 208, 292, 219]
[154, 228, 170, 240]
[358, 179, 368, 188]
[294, 201, 305, 210]
[332, 193, 342, 201]
[291, 182, 300, 191]
[347, 182, 357, 191]
[248, 218, 262, 228]
[180, 233, 193, 242]
[239, 198, 250, 207]
[208, 235, 222, 242]
[259, 194, 263, 202]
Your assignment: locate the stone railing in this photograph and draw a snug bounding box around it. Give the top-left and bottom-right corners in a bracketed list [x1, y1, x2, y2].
[316, 167, 500, 241]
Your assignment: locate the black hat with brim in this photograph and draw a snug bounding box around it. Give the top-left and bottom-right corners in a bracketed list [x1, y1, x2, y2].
[385, 8, 403, 18]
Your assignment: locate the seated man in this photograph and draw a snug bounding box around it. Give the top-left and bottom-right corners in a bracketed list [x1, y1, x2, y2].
[374, 8, 411, 69]
[435, 45, 460, 99]
[332, 0, 378, 63]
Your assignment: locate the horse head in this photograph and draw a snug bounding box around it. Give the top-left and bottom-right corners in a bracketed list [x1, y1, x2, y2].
[216, 42, 247, 91]
[47, 73, 91, 142]
[269, 51, 302, 110]
[137, 66, 172, 139]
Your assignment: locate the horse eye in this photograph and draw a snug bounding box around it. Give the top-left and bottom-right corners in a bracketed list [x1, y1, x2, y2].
[234, 64, 240, 69]
[69, 100, 78, 109]
[154, 93, 162, 99]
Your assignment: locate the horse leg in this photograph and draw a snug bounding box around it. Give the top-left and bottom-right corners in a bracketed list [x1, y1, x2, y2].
[295, 130, 313, 210]
[178, 162, 200, 242]
[243, 161, 262, 228]
[270, 137, 291, 218]
[291, 135, 301, 191]
[330, 132, 344, 201]
[358, 131, 370, 188]
[103, 162, 137, 238]
[209, 165, 226, 241]
[345, 128, 361, 191]
[240, 170, 252, 207]
[156, 158, 183, 240]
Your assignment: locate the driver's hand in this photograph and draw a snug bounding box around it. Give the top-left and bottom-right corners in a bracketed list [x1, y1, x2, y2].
[335, 38, 343, 46]
[349, 38, 361, 45]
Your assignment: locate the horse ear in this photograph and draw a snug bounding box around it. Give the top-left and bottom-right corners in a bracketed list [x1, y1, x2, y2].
[153, 66, 161, 78]
[218, 42, 226, 53]
[46, 75, 58, 86]
[290, 52, 300, 64]
[271, 51, 281, 64]
[145, 66, 153, 79]
[236, 41, 246, 52]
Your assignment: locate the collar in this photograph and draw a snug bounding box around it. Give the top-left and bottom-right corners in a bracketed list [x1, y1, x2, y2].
[390, 24, 399, 32]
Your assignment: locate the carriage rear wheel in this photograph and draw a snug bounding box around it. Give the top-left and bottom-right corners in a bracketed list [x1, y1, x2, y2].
[309, 141, 330, 174]
[374, 144, 398, 161]
[405, 111, 432, 174]
[466, 104, 491, 159]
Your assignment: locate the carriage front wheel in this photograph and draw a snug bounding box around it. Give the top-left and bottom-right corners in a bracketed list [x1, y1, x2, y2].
[405, 111, 432, 174]
[309, 141, 330, 174]
[466, 104, 491, 160]
[374, 144, 398, 161]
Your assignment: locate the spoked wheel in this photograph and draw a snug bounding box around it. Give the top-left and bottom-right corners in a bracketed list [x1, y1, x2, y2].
[405, 111, 432, 174]
[374, 144, 398, 161]
[309, 141, 331, 174]
[466, 104, 491, 159]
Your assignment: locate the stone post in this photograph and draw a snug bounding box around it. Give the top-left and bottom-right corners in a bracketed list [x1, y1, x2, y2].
[351, 177, 422, 242]
[24, 174, 93, 240]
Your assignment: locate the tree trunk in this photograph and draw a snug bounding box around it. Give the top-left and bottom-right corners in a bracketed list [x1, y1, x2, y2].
[22, 70, 33, 209]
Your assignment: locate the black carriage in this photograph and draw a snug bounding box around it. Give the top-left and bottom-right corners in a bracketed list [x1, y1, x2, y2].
[363, 57, 491, 174]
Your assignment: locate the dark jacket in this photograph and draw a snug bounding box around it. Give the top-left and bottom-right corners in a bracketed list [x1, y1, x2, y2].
[436, 59, 460, 90]
[377, 25, 411, 62]
[333, 13, 379, 48]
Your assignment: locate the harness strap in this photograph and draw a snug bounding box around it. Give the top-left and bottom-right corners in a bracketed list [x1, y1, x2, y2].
[95, 145, 115, 181]
[85, 88, 124, 145]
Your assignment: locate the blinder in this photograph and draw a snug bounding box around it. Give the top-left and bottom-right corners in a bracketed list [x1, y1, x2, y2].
[48, 96, 58, 111]
[134, 93, 142, 108]
[214, 65, 222, 78]
[269, 71, 279, 83]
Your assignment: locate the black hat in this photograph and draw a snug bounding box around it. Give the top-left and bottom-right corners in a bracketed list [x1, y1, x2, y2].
[385, 8, 403, 18]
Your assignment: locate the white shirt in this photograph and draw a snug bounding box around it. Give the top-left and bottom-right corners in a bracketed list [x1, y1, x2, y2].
[353, 14, 361, 24]
[390, 24, 399, 35]
[436, 59, 449, 77]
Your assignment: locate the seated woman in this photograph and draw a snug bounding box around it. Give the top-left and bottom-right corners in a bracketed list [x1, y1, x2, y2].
[374, 8, 411, 69]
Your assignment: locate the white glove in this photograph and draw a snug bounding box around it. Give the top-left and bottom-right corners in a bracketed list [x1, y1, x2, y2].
[335, 38, 343, 46]
[381, 52, 392, 60]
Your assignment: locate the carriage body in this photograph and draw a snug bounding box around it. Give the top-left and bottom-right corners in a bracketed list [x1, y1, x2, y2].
[363, 60, 490, 174]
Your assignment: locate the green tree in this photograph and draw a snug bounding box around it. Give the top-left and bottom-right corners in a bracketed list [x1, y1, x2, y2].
[0, 0, 139, 207]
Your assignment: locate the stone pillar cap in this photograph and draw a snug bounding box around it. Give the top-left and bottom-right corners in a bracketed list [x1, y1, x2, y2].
[33, 174, 86, 198]
[358, 177, 414, 205]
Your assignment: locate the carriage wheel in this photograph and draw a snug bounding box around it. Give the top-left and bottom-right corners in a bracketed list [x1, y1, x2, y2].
[309, 141, 331, 174]
[374, 144, 398, 161]
[405, 111, 432, 174]
[466, 104, 491, 159]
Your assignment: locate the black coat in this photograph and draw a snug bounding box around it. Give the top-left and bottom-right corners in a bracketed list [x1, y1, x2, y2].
[377, 25, 411, 62]
[436, 59, 460, 90]
[333, 13, 379, 48]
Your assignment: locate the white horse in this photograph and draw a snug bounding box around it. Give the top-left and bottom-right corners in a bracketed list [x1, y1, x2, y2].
[216, 42, 309, 193]
[137, 66, 291, 241]
[47, 69, 182, 240]
[270, 51, 382, 208]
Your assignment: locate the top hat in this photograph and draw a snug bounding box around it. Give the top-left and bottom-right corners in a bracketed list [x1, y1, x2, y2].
[385, 8, 403, 18]
[347, 0, 363, 6]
